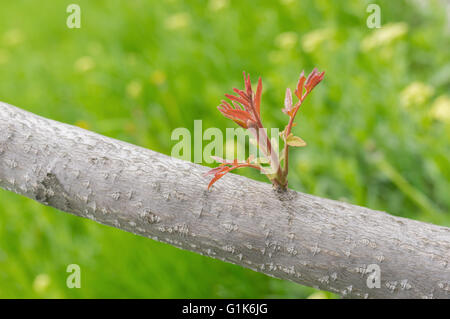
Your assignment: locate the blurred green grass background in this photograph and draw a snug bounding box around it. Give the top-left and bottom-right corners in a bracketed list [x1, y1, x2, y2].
[0, 0, 449, 298]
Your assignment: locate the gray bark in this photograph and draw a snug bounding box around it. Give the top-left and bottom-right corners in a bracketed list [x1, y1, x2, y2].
[0, 101, 449, 299]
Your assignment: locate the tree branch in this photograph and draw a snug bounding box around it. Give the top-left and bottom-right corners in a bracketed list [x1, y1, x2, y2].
[0, 101, 449, 299]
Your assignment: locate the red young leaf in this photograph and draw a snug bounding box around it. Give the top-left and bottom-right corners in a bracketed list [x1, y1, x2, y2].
[244, 72, 252, 97]
[205, 156, 261, 189]
[225, 94, 250, 109]
[305, 68, 325, 93]
[282, 87, 293, 115]
[295, 70, 306, 100]
[218, 71, 264, 129]
[207, 167, 231, 189]
[254, 77, 262, 117]
[209, 68, 325, 190]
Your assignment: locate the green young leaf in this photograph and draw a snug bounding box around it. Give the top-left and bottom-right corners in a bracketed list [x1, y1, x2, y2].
[254, 157, 270, 164]
[262, 170, 278, 180]
[279, 123, 297, 139]
[286, 134, 307, 147]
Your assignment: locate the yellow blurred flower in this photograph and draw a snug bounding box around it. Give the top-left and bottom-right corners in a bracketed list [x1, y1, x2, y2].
[74, 56, 95, 72]
[165, 13, 190, 30]
[430, 95, 450, 123]
[150, 70, 167, 85]
[400, 82, 434, 108]
[75, 120, 90, 130]
[301, 28, 334, 53]
[126, 80, 143, 98]
[3, 29, 24, 46]
[33, 273, 51, 293]
[275, 32, 298, 50]
[361, 22, 408, 52]
[208, 0, 229, 11]
[280, 0, 295, 5]
[307, 291, 328, 299]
